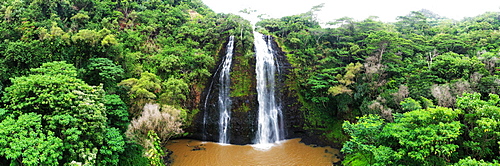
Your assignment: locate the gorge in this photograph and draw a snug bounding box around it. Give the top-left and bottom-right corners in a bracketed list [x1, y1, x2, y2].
[2, 0, 500, 164]
[167, 32, 339, 165]
[197, 33, 285, 145]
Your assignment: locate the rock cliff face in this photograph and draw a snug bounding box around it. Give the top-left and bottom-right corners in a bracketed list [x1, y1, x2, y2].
[269, 36, 306, 141]
[188, 35, 307, 145]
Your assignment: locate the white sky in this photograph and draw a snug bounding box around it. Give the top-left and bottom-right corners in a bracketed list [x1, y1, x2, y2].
[201, 0, 500, 23]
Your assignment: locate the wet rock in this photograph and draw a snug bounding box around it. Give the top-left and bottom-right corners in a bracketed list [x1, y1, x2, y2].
[187, 35, 333, 147]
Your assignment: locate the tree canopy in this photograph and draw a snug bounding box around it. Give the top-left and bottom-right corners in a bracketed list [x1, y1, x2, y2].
[1, 0, 500, 164]
[257, 8, 500, 165]
[0, 0, 252, 164]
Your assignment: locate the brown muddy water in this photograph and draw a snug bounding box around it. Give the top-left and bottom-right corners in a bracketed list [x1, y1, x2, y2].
[165, 138, 341, 166]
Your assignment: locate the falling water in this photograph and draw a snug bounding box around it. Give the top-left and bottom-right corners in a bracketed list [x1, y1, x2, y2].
[254, 32, 283, 146]
[202, 72, 217, 140]
[202, 36, 234, 142]
[218, 36, 235, 144]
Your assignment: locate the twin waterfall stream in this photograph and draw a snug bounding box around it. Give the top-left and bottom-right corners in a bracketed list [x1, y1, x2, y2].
[218, 36, 234, 144]
[254, 31, 284, 145]
[166, 33, 340, 165]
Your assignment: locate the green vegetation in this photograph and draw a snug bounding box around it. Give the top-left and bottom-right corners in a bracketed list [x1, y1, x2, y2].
[2, 61, 125, 165]
[1, 0, 500, 164]
[0, 0, 252, 165]
[257, 6, 500, 165]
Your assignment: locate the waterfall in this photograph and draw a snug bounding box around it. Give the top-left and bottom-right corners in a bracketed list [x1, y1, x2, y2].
[218, 36, 234, 144]
[254, 32, 283, 145]
[202, 36, 234, 142]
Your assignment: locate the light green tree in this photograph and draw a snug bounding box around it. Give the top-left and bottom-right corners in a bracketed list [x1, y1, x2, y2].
[0, 113, 63, 166]
[456, 93, 500, 160]
[119, 72, 162, 116]
[2, 61, 125, 165]
[328, 62, 363, 96]
[159, 77, 189, 106]
[343, 106, 462, 165]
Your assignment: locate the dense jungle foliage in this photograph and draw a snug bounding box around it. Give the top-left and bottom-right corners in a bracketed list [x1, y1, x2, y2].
[0, 0, 253, 165]
[1, 0, 500, 164]
[257, 7, 500, 165]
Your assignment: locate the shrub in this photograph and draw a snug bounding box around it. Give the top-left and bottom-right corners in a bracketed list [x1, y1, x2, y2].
[126, 103, 184, 148]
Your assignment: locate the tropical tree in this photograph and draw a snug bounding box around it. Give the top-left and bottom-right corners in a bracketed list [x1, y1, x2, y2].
[343, 106, 462, 165]
[1, 61, 125, 165]
[456, 93, 500, 161]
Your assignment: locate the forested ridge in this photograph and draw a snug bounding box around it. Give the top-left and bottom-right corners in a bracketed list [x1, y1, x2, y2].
[257, 7, 500, 165]
[1, 0, 500, 165]
[0, 0, 252, 165]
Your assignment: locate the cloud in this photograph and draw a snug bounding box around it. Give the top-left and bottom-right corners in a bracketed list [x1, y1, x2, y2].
[202, 0, 500, 23]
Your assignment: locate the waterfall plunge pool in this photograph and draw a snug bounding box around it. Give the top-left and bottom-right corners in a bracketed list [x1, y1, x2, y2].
[166, 138, 341, 165]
